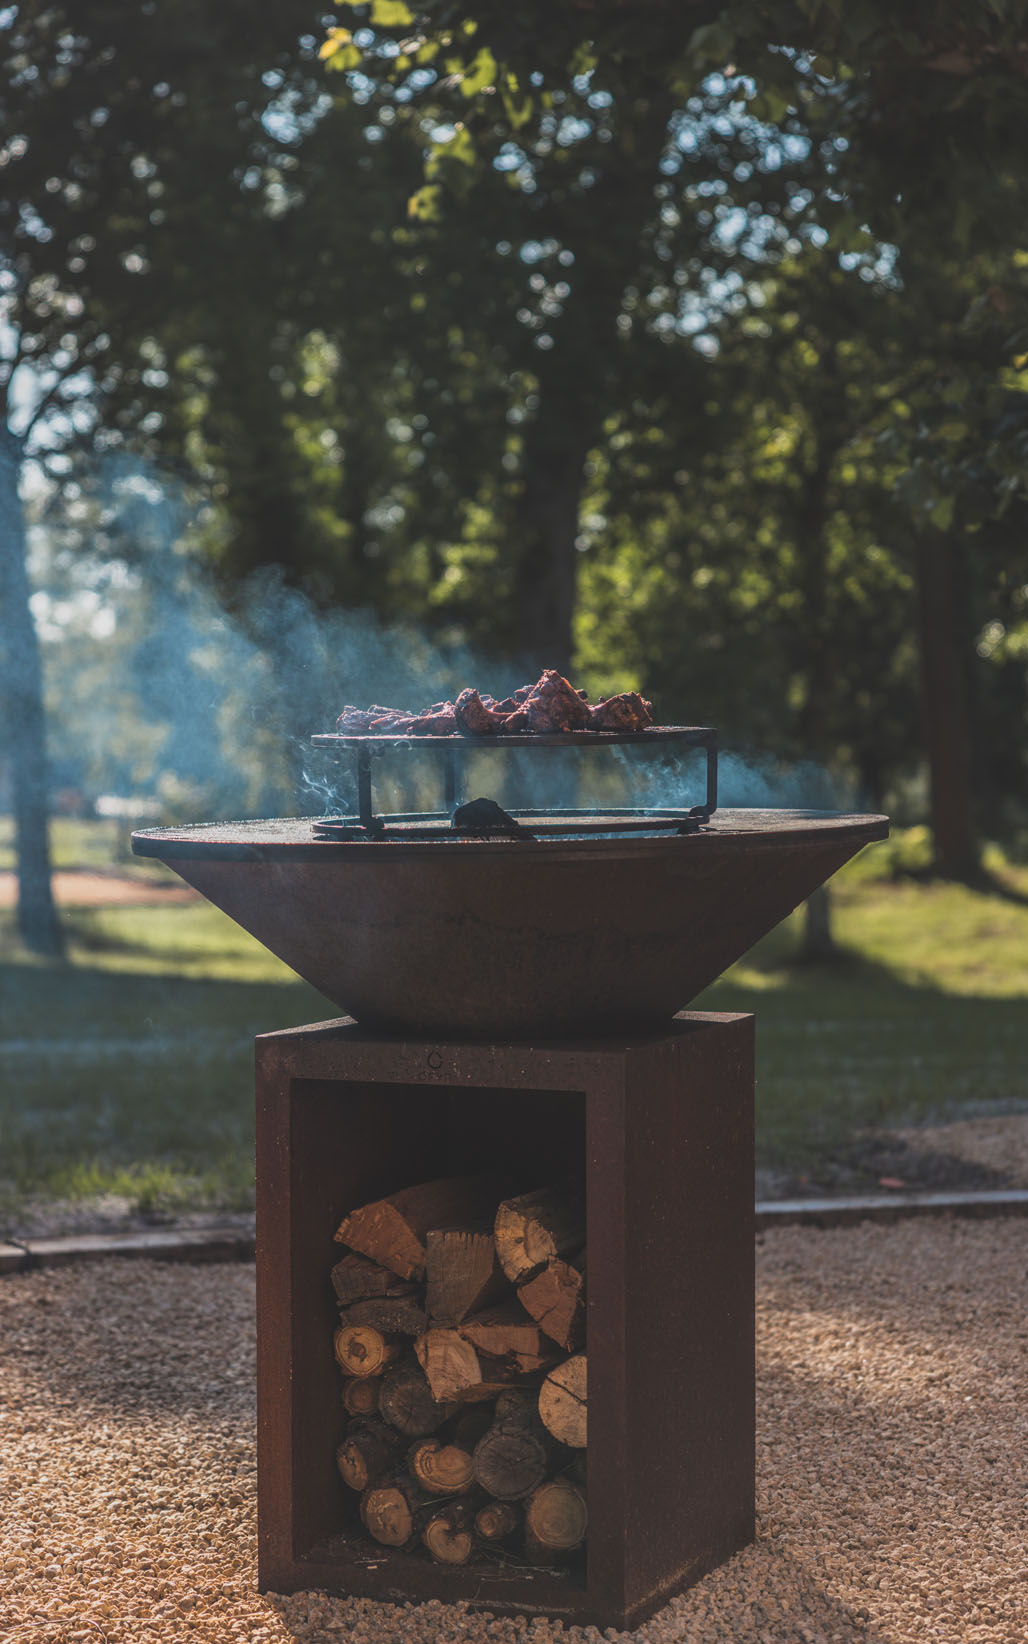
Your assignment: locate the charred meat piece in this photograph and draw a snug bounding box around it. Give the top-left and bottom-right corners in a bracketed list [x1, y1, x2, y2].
[410, 706, 457, 735]
[338, 704, 418, 733]
[522, 670, 592, 733]
[335, 705, 382, 733]
[496, 708, 530, 734]
[588, 692, 654, 733]
[337, 676, 657, 737]
[369, 711, 419, 734]
[454, 688, 505, 736]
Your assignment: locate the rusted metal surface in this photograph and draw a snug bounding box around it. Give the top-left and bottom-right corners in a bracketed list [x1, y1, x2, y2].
[134, 809, 887, 1037]
[255, 1010, 755, 1630]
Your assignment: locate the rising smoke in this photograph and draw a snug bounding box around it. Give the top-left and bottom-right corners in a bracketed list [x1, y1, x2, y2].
[35, 459, 850, 827]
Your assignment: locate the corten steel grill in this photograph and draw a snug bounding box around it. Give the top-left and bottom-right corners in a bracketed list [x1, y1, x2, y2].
[133, 724, 888, 1629]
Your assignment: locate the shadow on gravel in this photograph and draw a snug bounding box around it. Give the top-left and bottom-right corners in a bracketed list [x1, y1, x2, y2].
[260, 1541, 896, 1644]
[3, 1260, 257, 1424]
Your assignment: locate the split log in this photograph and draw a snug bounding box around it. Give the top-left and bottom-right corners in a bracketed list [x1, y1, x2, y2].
[341, 1296, 427, 1338]
[341, 1377, 381, 1418]
[415, 1328, 488, 1403]
[524, 1480, 588, 1564]
[425, 1225, 508, 1323]
[331, 1252, 416, 1308]
[360, 1473, 432, 1549]
[451, 1375, 521, 1405]
[335, 1175, 509, 1281]
[474, 1499, 521, 1545]
[517, 1252, 586, 1351]
[336, 1420, 404, 1492]
[378, 1363, 456, 1436]
[494, 1188, 585, 1284]
[333, 1323, 404, 1379]
[408, 1437, 476, 1496]
[538, 1354, 587, 1449]
[472, 1398, 550, 1500]
[416, 1332, 523, 1404]
[458, 1302, 557, 1375]
[421, 1497, 476, 1565]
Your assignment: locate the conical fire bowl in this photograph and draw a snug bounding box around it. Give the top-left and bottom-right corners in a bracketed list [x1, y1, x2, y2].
[132, 809, 887, 1037]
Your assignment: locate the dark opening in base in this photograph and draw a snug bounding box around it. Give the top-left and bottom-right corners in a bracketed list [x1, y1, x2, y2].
[255, 1013, 755, 1631]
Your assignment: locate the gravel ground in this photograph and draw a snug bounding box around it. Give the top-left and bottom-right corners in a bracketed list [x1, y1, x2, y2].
[1, 1220, 1025, 1644]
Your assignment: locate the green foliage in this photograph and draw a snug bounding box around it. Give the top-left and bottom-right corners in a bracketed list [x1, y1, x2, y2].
[3, 0, 1028, 847]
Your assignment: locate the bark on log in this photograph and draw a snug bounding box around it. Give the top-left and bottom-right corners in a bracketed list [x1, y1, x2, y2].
[331, 1252, 416, 1308]
[421, 1497, 476, 1565]
[472, 1402, 550, 1500]
[458, 1302, 557, 1374]
[494, 1188, 585, 1284]
[341, 1377, 381, 1418]
[517, 1253, 586, 1351]
[494, 1388, 536, 1424]
[341, 1296, 427, 1338]
[474, 1500, 522, 1545]
[336, 1420, 404, 1492]
[335, 1175, 509, 1281]
[360, 1473, 432, 1549]
[408, 1437, 476, 1496]
[538, 1354, 587, 1448]
[524, 1480, 588, 1563]
[333, 1323, 404, 1379]
[425, 1226, 508, 1323]
[378, 1363, 456, 1436]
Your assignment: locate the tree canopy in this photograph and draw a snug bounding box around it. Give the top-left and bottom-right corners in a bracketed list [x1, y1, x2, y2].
[2, 0, 1027, 956]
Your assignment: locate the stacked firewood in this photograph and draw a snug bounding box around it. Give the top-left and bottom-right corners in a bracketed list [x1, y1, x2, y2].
[330, 1174, 587, 1569]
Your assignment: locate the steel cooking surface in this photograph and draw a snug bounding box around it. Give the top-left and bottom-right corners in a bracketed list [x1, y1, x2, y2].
[132, 809, 887, 1037]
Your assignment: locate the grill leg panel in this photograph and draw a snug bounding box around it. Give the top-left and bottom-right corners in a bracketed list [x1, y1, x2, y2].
[255, 1012, 754, 1629]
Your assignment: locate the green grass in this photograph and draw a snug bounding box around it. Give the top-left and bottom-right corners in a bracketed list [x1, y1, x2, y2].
[699, 834, 1028, 1179]
[0, 813, 170, 878]
[1, 824, 1026, 1226]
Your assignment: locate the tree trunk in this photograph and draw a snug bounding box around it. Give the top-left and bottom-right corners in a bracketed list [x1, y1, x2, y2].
[0, 431, 63, 957]
[913, 531, 980, 880]
[508, 85, 678, 675]
[510, 421, 594, 676]
[800, 885, 837, 961]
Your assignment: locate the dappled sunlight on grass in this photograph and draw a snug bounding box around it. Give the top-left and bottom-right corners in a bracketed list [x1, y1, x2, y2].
[712, 836, 1028, 1000]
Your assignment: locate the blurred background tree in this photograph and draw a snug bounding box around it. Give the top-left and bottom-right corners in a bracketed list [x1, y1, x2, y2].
[3, 0, 1028, 953]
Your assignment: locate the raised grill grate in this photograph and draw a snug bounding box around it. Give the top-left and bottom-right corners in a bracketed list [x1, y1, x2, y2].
[309, 725, 718, 840]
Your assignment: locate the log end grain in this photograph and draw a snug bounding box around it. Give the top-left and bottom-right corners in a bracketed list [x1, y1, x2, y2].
[538, 1353, 587, 1448]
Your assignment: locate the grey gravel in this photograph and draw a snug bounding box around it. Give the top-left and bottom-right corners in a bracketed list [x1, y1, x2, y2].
[1, 1220, 1025, 1642]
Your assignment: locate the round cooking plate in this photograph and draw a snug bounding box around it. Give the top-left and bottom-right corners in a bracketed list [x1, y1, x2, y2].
[133, 808, 887, 861]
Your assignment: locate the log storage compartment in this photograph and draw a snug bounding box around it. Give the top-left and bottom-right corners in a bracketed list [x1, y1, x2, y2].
[256, 1010, 755, 1631]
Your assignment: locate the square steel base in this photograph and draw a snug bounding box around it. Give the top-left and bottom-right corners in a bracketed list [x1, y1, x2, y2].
[255, 1010, 755, 1631]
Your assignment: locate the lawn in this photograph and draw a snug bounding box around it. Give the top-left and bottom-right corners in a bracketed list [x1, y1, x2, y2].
[1, 821, 1026, 1228]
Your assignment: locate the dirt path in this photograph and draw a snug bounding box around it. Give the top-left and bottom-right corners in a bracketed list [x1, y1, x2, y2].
[0, 870, 198, 907]
[1, 1218, 1024, 1642]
